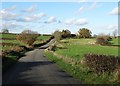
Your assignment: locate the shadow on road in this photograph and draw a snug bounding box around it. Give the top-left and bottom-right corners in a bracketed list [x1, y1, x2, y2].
[2, 60, 79, 85]
[2, 61, 54, 85]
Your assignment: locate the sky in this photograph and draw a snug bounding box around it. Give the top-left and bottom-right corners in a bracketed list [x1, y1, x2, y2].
[0, 1, 119, 35]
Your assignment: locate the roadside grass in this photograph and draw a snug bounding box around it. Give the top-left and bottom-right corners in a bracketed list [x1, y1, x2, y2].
[44, 38, 120, 84]
[44, 51, 120, 84]
[1, 33, 51, 72]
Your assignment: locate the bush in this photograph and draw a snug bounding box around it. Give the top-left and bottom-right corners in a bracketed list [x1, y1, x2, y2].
[16, 33, 39, 47]
[104, 36, 112, 41]
[53, 30, 62, 43]
[83, 53, 120, 74]
[11, 46, 24, 52]
[96, 37, 107, 45]
[62, 29, 71, 38]
[2, 51, 8, 58]
[96, 36, 111, 45]
[96, 35, 112, 45]
[77, 28, 92, 38]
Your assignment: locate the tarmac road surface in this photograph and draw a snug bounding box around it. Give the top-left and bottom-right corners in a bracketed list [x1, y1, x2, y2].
[2, 39, 81, 85]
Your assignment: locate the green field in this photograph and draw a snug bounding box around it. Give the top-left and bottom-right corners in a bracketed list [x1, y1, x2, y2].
[1, 33, 51, 72]
[44, 38, 120, 84]
[1, 33, 17, 38]
[1, 33, 51, 51]
[1, 33, 120, 84]
[57, 38, 119, 59]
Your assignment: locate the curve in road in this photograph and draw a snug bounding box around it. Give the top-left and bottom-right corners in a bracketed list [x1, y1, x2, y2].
[2, 39, 81, 85]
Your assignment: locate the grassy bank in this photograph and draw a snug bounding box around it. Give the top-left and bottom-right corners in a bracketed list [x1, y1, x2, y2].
[44, 38, 120, 84]
[1, 33, 52, 72]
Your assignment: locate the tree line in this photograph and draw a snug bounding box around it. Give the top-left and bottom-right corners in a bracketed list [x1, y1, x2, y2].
[1, 28, 118, 47]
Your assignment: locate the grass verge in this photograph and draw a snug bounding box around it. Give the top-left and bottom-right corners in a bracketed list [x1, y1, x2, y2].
[44, 50, 120, 84]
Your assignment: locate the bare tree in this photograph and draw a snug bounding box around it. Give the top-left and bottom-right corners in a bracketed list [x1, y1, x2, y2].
[53, 30, 62, 43]
[1, 29, 9, 33]
[22, 29, 38, 34]
[16, 30, 39, 47]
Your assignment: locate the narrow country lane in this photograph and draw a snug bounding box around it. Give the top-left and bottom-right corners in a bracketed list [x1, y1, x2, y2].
[2, 40, 81, 85]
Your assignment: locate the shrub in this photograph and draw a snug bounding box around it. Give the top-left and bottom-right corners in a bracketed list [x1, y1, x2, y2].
[77, 28, 92, 38]
[62, 29, 71, 38]
[16, 33, 39, 47]
[11, 46, 24, 52]
[83, 53, 120, 74]
[104, 36, 112, 41]
[96, 35, 112, 45]
[53, 30, 62, 43]
[96, 36, 109, 45]
[2, 50, 12, 62]
[96, 37, 108, 45]
[2, 51, 8, 58]
[112, 69, 120, 82]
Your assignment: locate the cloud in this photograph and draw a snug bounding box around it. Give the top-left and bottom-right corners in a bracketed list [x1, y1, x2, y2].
[36, 13, 46, 17]
[106, 25, 117, 30]
[65, 18, 76, 25]
[22, 5, 36, 13]
[77, 2, 100, 13]
[78, 0, 87, 2]
[4, 6, 16, 11]
[0, 9, 19, 20]
[99, 25, 118, 31]
[1, 22, 23, 30]
[16, 12, 46, 22]
[78, 6, 86, 13]
[90, 2, 98, 10]
[75, 18, 88, 25]
[44, 16, 56, 23]
[109, 7, 120, 15]
[65, 18, 88, 25]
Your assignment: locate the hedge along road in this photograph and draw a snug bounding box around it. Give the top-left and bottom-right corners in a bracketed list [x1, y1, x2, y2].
[2, 39, 81, 85]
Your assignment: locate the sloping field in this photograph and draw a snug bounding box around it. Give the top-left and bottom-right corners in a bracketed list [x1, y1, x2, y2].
[45, 38, 120, 84]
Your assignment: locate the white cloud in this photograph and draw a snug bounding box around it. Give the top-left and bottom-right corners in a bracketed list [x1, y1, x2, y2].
[36, 13, 46, 18]
[45, 16, 56, 23]
[99, 25, 118, 31]
[77, 2, 100, 13]
[0, 9, 19, 20]
[106, 25, 117, 30]
[109, 7, 120, 15]
[16, 12, 46, 22]
[75, 18, 88, 25]
[90, 2, 97, 9]
[78, 0, 87, 2]
[4, 6, 16, 11]
[1, 22, 23, 29]
[65, 18, 76, 25]
[78, 6, 86, 13]
[65, 18, 88, 25]
[22, 5, 36, 13]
